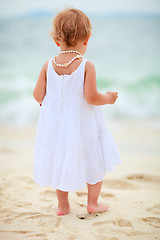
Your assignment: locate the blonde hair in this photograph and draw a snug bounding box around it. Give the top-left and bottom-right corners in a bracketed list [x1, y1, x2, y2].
[50, 8, 92, 47]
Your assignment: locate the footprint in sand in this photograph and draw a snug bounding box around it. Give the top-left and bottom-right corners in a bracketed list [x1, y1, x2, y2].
[126, 173, 160, 185]
[0, 230, 31, 234]
[40, 204, 54, 212]
[102, 217, 156, 237]
[0, 229, 48, 240]
[15, 202, 33, 207]
[114, 228, 153, 237]
[146, 203, 160, 215]
[112, 218, 133, 227]
[4, 231, 48, 239]
[75, 191, 117, 208]
[100, 192, 117, 200]
[0, 208, 17, 214]
[38, 216, 62, 231]
[14, 211, 56, 221]
[15, 211, 41, 218]
[40, 189, 56, 197]
[55, 217, 62, 227]
[1, 209, 18, 223]
[92, 220, 110, 226]
[14, 210, 62, 228]
[75, 191, 117, 200]
[93, 219, 147, 239]
[140, 217, 160, 229]
[3, 217, 13, 224]
[102, 178, 139, 190]
[25, 213, 54, 220]
[25, 232, 47, 238]
[77, 212, 99, 220]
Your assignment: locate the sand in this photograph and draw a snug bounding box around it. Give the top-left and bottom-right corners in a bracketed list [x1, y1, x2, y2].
[0, 120, 160, 240]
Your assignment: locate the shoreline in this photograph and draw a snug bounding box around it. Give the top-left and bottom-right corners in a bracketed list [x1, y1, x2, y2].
[0, 119, 160, 176]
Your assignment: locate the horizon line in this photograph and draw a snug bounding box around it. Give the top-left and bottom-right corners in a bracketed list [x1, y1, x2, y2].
[1, 9, 160, 20]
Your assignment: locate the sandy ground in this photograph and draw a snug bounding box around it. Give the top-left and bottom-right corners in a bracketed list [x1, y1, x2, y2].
[0, 120, 160, 240]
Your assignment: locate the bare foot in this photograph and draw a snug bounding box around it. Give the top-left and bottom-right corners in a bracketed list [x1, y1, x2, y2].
[56, 205, 70, 216]
[87, 203, 109, 213]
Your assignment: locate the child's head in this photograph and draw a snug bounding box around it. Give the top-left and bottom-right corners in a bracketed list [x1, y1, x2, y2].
[50, 8, 92, 47]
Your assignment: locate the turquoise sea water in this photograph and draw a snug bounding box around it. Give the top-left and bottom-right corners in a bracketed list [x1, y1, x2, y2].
[0, 12, 160, 126]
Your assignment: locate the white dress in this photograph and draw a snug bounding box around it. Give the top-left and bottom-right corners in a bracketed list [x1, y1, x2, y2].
[33, 57, 122, 192]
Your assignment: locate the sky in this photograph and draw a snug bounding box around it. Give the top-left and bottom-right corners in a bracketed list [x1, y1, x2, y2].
[1, 0, 160, 17]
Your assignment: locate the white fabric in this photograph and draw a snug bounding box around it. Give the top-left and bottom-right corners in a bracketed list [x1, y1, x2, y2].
[33, 57, 122, 192]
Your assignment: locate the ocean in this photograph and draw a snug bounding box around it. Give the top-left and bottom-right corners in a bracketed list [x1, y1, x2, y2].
[0, 12, 160, 126]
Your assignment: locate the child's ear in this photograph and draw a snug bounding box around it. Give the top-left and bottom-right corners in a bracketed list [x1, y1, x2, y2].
[53, 38, 60, 47]
[84, 35, 91, 46]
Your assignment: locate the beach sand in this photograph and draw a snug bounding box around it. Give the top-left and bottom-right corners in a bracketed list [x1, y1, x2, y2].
[0, 120, 160, 240]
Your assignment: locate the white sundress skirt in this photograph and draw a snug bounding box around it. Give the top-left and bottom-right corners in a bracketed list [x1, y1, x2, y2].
[33, 96, 122, 192]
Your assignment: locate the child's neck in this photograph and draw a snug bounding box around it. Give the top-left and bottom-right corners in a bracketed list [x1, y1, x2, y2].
[59, 42, 86, 56]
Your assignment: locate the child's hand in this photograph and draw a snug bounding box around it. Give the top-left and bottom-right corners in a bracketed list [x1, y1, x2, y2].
[105, 91, 118, 104]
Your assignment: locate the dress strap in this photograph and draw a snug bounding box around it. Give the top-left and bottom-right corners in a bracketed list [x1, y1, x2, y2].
[46, 58, 52, 74]
[81, 58, 88, 79]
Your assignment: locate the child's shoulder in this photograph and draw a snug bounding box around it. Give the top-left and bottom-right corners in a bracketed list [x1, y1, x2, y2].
[85, 60, 96, 74]
[44, 58, 50, 69]
[40, 59, 50, 73]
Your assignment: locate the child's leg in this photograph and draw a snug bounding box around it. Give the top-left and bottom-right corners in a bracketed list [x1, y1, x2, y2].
[56, 189, 70, 216]
[87, 180, 109, 213]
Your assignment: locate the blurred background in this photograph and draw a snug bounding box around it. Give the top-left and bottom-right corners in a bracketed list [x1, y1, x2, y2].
[0, 3, 160, 237]
[0, 0, 160, 127]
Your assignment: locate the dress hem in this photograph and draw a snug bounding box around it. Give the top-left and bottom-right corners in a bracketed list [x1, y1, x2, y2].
[33, 161, 122, 192]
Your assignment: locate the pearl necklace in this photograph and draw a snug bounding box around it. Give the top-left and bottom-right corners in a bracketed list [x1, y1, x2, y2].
[53, 50, 83, 68]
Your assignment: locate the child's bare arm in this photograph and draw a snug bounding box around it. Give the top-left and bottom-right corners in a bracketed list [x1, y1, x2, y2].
[84, 61, 118, 106]
[33, 60, 49, 104]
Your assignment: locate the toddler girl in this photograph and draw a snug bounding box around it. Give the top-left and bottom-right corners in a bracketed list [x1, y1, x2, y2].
[33, 8, 121, 216]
